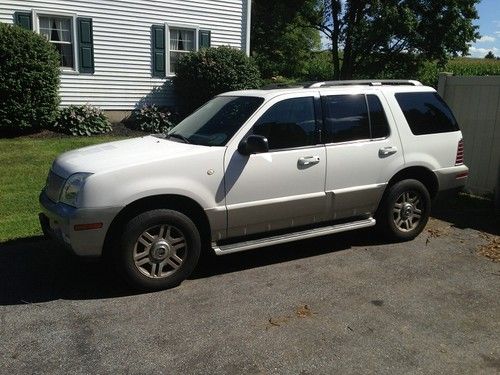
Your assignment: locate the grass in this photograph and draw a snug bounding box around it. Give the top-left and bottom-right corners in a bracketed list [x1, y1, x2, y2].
[0, 136, 125, 242]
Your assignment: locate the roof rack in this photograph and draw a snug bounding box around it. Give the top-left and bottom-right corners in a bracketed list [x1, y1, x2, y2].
[306, 80, 422, 88]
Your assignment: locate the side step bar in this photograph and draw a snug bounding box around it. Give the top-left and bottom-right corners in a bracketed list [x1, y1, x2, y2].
[212, 217, 376, 255]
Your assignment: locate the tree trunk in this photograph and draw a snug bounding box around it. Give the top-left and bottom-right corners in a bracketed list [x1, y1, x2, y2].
[330, 0, 341, 80]
[340, 0, 364, 79]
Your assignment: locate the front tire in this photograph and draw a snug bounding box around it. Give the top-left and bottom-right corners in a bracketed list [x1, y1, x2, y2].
[116, 209, 201, 291]
[377, 179, 431, 241]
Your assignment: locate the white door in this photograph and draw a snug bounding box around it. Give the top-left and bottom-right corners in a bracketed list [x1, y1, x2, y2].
[224, 94, 327, 238]
[322, 92, 405, 219]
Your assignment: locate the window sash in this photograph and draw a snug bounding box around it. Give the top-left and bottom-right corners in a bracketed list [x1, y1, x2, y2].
[39, 16, 72, 43]
[169, 28, 195, 51]
[35, 13, 77, 70]
[46, 40, 72, 45]
[166, 25, 199, 75]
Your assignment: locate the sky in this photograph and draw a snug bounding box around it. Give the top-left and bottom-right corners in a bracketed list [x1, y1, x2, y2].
[319, 0, 500, 58]
[470, 0, 500, 57]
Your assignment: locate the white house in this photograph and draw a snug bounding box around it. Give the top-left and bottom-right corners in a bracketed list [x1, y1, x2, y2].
[0, 0, 251, 120]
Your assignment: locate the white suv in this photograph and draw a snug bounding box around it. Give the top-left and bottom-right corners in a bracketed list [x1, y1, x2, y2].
[39, 80, 468, 290]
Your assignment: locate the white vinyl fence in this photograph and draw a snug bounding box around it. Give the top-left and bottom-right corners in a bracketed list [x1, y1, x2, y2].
[438, 74, 500, 204]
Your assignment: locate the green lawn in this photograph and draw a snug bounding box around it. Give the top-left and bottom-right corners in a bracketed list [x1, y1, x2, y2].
[0, 136, 125, 242]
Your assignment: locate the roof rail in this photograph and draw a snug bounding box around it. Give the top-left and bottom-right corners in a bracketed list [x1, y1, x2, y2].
[261, 83, 304, 90]
[306, 80, 422, 88]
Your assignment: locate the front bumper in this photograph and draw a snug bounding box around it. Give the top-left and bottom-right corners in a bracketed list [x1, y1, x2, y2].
[39, 191, 122, 257]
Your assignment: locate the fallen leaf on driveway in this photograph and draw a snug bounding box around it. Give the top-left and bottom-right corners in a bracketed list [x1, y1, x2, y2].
[266, 305, 316, 330]
[425, 220, 451, 245]
[267, 316, 290, 329]
[296, 304, 314, 318]
[477, 236, 500, 262]
[427, 227, 449, 238]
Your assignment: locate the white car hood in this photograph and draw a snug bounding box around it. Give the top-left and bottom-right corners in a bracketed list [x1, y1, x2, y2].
[51, 135, 201, 178]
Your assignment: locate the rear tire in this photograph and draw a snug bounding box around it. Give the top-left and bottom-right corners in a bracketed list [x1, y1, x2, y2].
[115, 209, 201, 291]
[377, 179, 431, 241]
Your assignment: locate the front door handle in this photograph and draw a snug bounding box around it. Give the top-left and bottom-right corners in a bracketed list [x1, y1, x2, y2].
[379, 146, 398, 157]
[298, 156, 320, 166]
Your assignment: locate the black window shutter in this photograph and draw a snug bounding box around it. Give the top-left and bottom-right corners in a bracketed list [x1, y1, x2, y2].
[77, 18, 94, 74]
[152, 25, 165, 77]
[199, 30, 211, 49]
[14, 12, 32, 30]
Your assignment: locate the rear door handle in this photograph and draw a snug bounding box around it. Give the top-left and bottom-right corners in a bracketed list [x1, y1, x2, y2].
[379, 146, 398, 156]
[298, 156, 320, 166]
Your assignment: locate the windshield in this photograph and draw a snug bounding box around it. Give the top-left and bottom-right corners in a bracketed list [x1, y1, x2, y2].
[167, 96, 264, 146]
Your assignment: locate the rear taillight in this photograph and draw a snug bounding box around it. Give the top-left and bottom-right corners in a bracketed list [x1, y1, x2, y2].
[455, 139, 464, 165]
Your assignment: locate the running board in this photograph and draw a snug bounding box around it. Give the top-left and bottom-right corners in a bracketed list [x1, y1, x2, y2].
[212, 218, 376, 255]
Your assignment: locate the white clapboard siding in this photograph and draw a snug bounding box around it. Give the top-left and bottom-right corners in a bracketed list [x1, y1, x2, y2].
[0, 0, 249, 110]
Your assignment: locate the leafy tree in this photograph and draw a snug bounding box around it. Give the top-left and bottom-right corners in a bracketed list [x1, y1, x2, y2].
[307, 0, 480, 79]
[251, 0, 321, 78]
[485, 51, 495, 59]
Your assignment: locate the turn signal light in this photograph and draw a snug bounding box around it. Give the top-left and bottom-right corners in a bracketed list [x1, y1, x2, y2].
[74, 223, 103, 231]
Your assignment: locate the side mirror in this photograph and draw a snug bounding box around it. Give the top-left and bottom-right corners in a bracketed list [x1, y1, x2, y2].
[238, 135, 269, 155]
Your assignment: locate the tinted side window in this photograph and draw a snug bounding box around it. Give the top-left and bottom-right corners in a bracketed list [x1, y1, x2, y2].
[395, 92, 459, 135]
[323, 95, 369, 143]
[367, 95, 390, 138]
[253, 97, 317, 150]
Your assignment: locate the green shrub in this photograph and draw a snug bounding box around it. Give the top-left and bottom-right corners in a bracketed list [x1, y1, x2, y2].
[261, 76, 301, 88]
[131, 105, 176, 133]
[54, 105, 112, 136]
[417, 61, 441, 87]
[301, 51, 334, 81]
[0, 22, 60, 135]
[174, 46, 261, 114]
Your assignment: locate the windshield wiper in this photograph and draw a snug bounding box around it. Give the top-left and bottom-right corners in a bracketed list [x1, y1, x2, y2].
[167, 133, 191, 144]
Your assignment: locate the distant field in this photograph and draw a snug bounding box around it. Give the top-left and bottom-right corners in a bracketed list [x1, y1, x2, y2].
[446, 57, 500, 76]
[418, 57, 500, 87]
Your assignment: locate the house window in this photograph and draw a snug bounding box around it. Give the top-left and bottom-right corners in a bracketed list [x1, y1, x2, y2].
[39, 16, 74, 69]
[152, 25, 210, 77]
[168, 28, 196, 74]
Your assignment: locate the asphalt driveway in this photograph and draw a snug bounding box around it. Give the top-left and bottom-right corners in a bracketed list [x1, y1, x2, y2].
[0, 210, 499, 374]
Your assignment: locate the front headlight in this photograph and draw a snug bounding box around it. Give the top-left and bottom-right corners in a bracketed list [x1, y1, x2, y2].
[59, 173, 92, 207]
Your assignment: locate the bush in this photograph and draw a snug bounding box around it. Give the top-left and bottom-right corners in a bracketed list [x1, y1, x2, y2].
[261, 76, 301, 88]
[174, 46, 261, 114]
[54, 105, 112, 136]
[417, 61, 441, 87]
[301, 51, 334, 81]
[131, 105, 176, 133]
[0, 23, 60, 135]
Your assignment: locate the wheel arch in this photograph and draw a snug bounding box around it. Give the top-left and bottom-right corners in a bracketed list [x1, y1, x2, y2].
[102, 194, 212, 258]
[386, 166, 439, 199]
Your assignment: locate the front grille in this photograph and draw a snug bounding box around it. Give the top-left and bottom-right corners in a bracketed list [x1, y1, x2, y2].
[45, 170, 65, 202]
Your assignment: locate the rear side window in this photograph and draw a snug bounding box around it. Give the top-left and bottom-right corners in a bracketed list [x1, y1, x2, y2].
[367, 95, 390, 138]
[323, 95, 369, 143]
[395, 92, 459, 135]
[322, 94, 390, 142]
[253, 97, 317, 150]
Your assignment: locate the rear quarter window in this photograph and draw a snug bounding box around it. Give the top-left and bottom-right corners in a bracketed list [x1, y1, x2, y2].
[395, 92, 459, 135]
